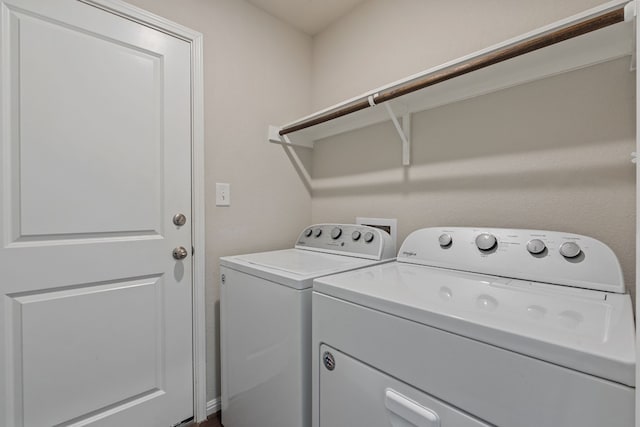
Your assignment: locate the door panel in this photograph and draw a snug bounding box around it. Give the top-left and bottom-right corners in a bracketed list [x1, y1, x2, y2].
[16, 276, 162, 427]
[0, 1, 193, 426]
[16, 8, 163, 238]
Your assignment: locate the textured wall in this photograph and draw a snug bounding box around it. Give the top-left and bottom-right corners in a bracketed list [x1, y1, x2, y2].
[310, 0, 636, 300]
[312, 0, 615, 110]
[125, 0, 312, 402]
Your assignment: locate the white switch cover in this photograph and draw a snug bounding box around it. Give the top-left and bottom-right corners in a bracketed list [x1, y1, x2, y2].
[216, 183, 231, 206]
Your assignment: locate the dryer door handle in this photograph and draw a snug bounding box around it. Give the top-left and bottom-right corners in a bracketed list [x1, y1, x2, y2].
[385, 388, 441, 427]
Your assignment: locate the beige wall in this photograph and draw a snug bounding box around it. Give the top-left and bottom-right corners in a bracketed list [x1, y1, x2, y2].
[125, 0, 312, 402]
[312, 0, 615, 110]
[311, 0, 636, 301]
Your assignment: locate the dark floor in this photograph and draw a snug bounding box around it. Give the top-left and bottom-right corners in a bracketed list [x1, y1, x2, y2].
[198, 412, 222, 427]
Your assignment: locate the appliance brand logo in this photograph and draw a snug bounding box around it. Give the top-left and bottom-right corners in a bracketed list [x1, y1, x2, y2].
[402, 251, 417, 257]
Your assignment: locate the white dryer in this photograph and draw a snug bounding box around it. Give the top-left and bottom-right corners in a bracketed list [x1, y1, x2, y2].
[312, 227, 635, 427]
[220, 224, 395, 427]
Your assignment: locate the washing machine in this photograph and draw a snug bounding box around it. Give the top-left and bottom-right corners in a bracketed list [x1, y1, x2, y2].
[312, 227, 635, 427]
[220, 224, 395, 427]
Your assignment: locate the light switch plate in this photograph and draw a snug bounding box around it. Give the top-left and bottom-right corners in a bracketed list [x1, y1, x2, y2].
[216, 183, 231, 206]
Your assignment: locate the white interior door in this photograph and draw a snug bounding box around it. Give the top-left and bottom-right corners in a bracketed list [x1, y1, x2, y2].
[0, 1, 194, 426]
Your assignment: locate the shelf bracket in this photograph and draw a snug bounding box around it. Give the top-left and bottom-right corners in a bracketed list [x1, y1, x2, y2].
[383, 102, 411, 166]
[625, 0, 637, 71]
[268, 125, 314, 148]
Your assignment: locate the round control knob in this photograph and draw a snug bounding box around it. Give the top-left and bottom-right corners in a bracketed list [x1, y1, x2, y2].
[304, 228, 313, 237]
[526, 239, 546, 255]
[314, 228, 322, 238]
[363, 231, 375, 243]
[352, 231, 361, 241]
[438, 233, 452, 247]
[559, 241, 581, 258]
[331, 227, 342, 240]
[475, 233, 497, 251]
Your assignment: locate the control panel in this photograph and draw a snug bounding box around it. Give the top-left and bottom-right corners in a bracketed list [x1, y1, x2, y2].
[398, 227, 624, 293]
[295, 224, 395, 260]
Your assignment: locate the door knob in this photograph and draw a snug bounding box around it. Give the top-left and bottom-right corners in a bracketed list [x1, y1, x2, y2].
[173, 246, 188, 260]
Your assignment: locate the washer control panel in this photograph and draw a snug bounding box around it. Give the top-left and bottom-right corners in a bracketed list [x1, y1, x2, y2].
[296, 224, 395, 260]
[398, 227, 624, 293]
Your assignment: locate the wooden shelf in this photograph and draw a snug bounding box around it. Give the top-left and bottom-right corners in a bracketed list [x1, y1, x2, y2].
[268, 0, 634, 164]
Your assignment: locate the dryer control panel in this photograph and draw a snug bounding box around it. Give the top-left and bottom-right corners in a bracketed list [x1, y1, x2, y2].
[398, 227, 624, 293]
[295, 224, 395, 261]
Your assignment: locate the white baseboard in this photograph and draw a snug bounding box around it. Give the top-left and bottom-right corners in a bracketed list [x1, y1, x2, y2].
[206, 398, 221, 416]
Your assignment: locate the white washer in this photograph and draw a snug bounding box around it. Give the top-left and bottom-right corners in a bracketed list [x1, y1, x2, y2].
[312, 227, 635, 427]
[220, 224, 395, 427]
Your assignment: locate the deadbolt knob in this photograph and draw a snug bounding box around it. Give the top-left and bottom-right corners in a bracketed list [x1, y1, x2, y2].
[173, 213, 187, 226]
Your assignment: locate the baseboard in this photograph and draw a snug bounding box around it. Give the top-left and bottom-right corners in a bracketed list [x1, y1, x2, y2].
[206, 398, 221, 416]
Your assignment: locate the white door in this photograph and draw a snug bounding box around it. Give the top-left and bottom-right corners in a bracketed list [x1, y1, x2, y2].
[0, 1, 194, 426]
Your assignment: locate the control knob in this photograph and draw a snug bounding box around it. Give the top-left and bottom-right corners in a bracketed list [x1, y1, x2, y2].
[304, 228, 313, 237]
[476, 233, 497, 251]
[363, 231, 375, 243]
[526, 239, 546, 255]
[559, 242, 581, 258]
[331, 227, 342, 240]
[314, 228, 322, 238]
[438, 233, 452, 247]
[352, 231, 361, 241]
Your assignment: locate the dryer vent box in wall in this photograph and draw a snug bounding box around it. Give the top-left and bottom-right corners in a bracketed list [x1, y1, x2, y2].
[356, 217, 397, 255]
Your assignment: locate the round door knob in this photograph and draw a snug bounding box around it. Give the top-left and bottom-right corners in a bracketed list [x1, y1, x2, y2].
[438, 233, 452, 247]
[363, 232, 375, 243]
[476, 233, 497, 251]
[173, 246, 188, 260]
[352, 231, 361, 241]
[526, 239, 546, 254]
[331, 227, 342, 239]
[304, 228, 313, 237]
[559, 242, 581, 258]
[173, 213, 187, 226]
[314, 228, 322, 237]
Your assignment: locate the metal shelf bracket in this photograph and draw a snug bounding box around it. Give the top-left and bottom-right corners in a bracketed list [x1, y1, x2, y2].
[625, 1, 637, 70]
[268, 125, 314, 148]
[383, 102, 411, 166]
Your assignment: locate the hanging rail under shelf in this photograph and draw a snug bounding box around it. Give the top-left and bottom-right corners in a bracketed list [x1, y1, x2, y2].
[279, 5, 627, 137]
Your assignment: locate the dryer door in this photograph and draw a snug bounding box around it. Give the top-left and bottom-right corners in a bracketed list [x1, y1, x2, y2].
[319, 345, 490, 427]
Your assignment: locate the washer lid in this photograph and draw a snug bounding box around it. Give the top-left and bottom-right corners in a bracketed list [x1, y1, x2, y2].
[313, 262, 636, 386]
[220, 249, 385, 290]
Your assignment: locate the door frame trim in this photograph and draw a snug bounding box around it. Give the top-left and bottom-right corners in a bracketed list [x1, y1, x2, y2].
[79, 0, 207, 422]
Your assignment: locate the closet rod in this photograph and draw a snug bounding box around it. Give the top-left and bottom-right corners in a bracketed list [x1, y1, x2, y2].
[279, 7, 625, 137]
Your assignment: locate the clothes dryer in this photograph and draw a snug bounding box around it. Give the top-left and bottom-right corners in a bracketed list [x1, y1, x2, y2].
[220, 224, 394, 427]
[312, 227, 635, 427]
